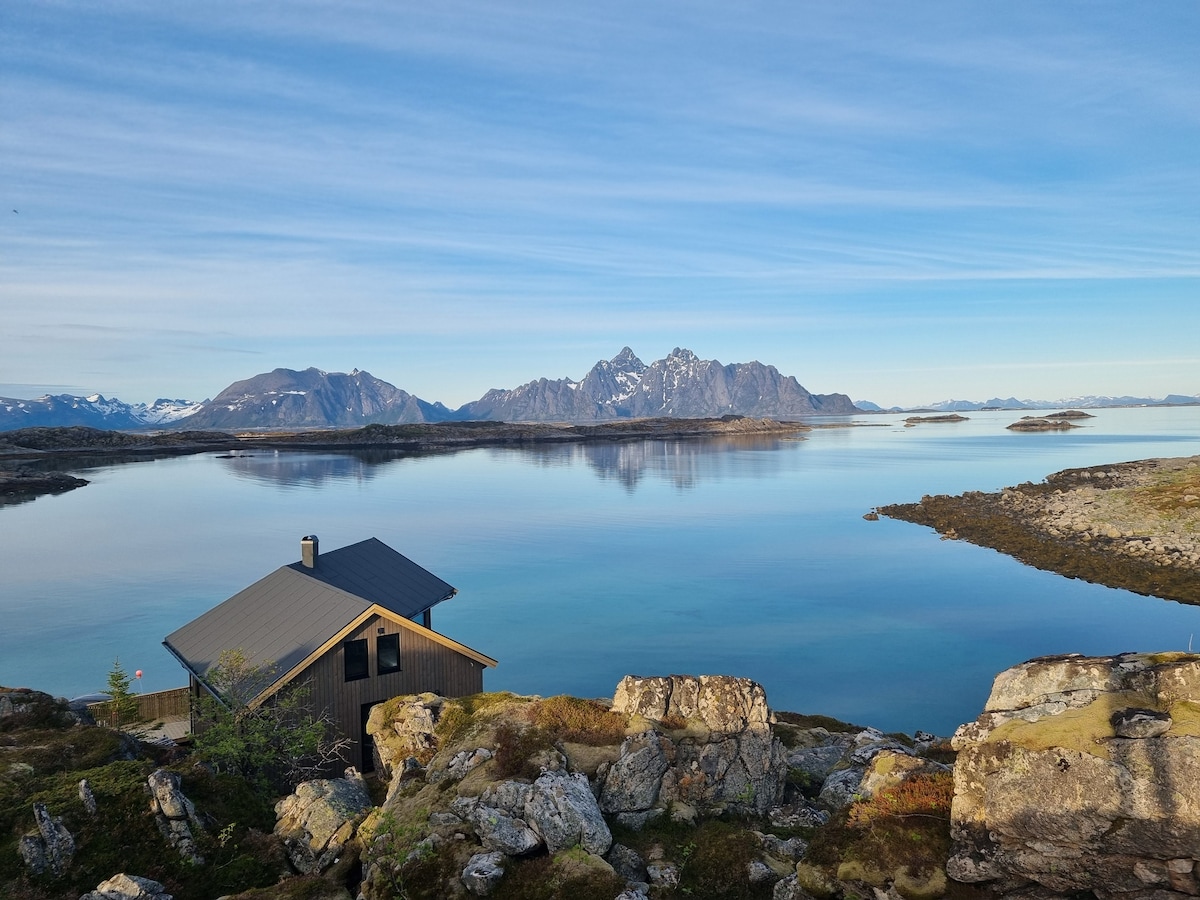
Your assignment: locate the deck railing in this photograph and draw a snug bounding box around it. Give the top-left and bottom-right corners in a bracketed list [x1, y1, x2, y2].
[88, 686, 190, 724]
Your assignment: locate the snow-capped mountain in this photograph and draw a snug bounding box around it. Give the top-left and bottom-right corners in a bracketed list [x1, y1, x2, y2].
[457, 347, 859, 421]
[174, 367, 455, 429]
[0, 394, 205, 430]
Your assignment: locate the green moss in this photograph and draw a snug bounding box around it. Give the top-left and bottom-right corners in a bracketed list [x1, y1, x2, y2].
[982, 692, 1160, 759]
[1167, 700, 1200, 736]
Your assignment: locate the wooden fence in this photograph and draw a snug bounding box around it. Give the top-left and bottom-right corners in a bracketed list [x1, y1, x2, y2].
[88, 686, 190, 724]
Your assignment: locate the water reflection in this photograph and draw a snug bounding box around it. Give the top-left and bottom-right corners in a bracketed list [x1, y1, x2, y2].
[215, 449, 425, 487]
[210, 435, 803, 490]
[502, 434, 800, 490]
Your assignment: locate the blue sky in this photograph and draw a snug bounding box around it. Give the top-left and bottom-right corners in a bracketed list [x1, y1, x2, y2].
[2, 2, 1198, 408]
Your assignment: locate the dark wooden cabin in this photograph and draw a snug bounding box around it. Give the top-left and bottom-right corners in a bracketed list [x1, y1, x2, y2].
[163, 535, 496, 772]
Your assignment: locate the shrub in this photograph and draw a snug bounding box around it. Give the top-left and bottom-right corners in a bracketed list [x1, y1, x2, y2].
[492, 724, 554, 780]
[846, 772, 954, 828]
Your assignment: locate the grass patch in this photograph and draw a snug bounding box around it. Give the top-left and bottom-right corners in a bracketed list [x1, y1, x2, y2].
[773, 711, 863, 733]
[490, 852, 626, 900]
[530, 696, 628, 746]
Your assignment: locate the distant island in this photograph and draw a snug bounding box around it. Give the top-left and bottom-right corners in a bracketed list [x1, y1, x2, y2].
[0, 417, 810, 505]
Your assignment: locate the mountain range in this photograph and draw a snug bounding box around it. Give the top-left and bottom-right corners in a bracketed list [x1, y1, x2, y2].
[2, 346, 1195, 431]
[856, 394, 1200, 413]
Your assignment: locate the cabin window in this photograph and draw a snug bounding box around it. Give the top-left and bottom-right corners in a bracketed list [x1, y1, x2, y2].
[377, 633, 400, 674]
[344, 639, 369, 681]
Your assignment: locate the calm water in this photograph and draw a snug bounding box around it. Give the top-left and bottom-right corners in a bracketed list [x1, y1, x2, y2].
[3, 407, 1199, 735]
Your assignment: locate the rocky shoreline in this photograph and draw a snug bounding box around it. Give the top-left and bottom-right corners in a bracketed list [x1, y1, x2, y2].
[879, 455, 1200, 604]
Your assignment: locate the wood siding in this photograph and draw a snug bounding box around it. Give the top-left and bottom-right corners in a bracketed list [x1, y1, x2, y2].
[304, 613, 486, 770]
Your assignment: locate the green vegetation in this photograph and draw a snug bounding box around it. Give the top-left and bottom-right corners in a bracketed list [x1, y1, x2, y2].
[191, 650, 351, 793]
[805, 771, 955, 890]
[0, 689, 280, 900]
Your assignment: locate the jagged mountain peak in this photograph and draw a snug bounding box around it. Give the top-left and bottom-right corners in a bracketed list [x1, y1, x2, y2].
[456, 347, 858, 422]
[609, 346, 645, 369]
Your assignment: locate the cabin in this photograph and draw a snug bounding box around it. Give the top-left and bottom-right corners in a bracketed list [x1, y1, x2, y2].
[163, 535, 496, 772]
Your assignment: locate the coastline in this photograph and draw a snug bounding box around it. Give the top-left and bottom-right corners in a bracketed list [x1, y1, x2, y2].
[0, 417, 812, 502]
[879, 455, 1200, 605]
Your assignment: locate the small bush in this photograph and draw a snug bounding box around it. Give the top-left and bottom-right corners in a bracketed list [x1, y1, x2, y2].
[846, 772, 954, 828]
[492, 724, 554, 780]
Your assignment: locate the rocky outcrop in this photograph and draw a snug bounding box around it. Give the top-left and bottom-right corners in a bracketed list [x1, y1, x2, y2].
[612, 674, 771, 730]
[366, 693, 445, 780]
[452, 771, 612, 857]
[600, 676, 786, 823]
[17, 801, 75, 877]
[0, 687, 80, 727]
[274, 768, 373, 874]
[79, 874, 173, 900]
[147, 769, 204, 865]
[949, 651, 1200, 897]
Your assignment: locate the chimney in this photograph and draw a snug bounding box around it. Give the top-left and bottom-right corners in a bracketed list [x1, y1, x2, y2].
[301, 535, 319, 568]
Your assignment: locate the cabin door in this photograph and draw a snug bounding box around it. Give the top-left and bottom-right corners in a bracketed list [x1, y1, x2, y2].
[360, 702, 379, 773]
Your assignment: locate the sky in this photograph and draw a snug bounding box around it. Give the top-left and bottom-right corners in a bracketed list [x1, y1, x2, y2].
[2, 3, 1198, 409]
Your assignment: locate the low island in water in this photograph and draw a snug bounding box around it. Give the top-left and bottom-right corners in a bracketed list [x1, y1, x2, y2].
[879, 455, 1200, 604]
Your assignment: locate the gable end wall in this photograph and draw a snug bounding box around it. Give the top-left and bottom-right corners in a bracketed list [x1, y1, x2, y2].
[304, 613, 486, 769]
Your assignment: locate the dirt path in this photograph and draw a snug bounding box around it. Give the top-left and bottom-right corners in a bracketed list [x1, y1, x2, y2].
[879, 456, 1200, 605]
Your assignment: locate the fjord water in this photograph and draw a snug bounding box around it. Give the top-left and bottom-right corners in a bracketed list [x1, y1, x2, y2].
[3, 407, 1199, 736]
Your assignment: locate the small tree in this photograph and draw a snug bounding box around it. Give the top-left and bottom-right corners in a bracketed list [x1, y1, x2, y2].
[104, 657, 142, 730]
[193, 649, 352, 794]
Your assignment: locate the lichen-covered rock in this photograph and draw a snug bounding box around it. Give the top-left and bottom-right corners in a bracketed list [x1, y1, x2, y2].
[274, 768, 372, 874]
[612, 675, 770, 732]
[858, 749, 949, 800]
[600, 678, 787, 826]
[815, 767, 863, 811]
[525, 771, 612, 855]
[599, 731, 670, 819]
[147, 769, 204, 865]
[950, 651, 1200, 896]
[79, 873, 173, 900]
[18, 802, 75, 877]
[606, 842, 647, 883]
[461, 850, 506, 896]
[366, 693, 444, 779]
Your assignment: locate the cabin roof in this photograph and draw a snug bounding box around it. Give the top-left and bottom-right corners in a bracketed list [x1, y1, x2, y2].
[162, 537, 481, 698]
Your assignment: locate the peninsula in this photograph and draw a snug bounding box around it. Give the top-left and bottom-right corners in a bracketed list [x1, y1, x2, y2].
[879, 455, 1200, 604]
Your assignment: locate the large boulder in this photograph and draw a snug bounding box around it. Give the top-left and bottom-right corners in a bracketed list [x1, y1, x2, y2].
[525, 771, 612, 855]
[79, 873, 173, 900]
[949, 651, 1200, 897]
[274, 768, 372, 874]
